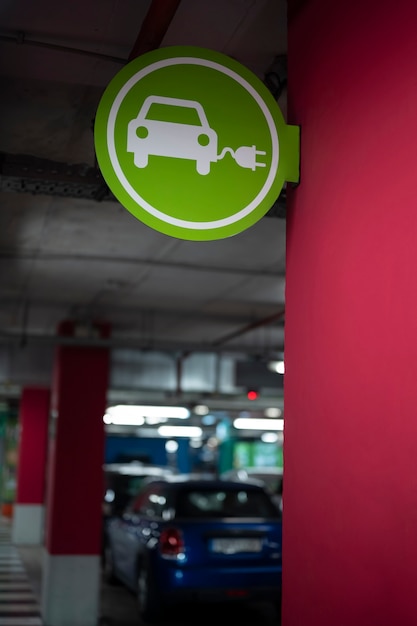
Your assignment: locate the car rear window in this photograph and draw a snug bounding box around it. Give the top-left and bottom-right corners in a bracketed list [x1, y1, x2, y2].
[175, 487, 279, 519]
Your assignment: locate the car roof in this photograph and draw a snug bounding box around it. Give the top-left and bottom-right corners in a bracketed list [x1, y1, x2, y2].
[103, 463, 175, 477]
[142, 475, 270, 493]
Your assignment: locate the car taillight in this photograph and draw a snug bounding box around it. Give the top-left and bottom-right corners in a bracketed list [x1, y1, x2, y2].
[159, 528, 184, 559]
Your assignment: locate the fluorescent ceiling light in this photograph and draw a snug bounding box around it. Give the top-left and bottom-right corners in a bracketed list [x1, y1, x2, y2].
[194, 404, 209, 415]
[261, 432, 279, 443]
[233, 418, 284, 431]
[268, 360, 285, 374]
[264, 407, 282, 418]
[158, 425, 203, 438]
[104, 404, 190, 425]
[145, 415, 168, 425]
[104, 413, 145, 426]
[106, 404, 190, 418]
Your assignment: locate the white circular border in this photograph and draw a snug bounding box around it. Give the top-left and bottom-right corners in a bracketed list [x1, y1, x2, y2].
[107, 56, 279, 230]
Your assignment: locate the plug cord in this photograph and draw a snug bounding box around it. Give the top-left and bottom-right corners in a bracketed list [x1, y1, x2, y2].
[217, 145, 266, 170]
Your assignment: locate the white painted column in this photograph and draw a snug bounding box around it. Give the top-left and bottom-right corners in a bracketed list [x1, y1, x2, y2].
[12, 504, 44, 544]
[42, 552, 101, 626]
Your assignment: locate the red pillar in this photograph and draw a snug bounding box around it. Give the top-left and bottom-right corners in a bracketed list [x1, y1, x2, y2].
[42, 322, 110, 626]
[284, 1, 417, 624]
[12, 387, 50, 544]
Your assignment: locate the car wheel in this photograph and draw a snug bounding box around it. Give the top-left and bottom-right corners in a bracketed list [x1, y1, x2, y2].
[137, 561, 160, 623]
[274, 596, 282, 621]
[103, 543, 119, 585]
[134, 152, 149, 168]
[196, 158, 211, 175]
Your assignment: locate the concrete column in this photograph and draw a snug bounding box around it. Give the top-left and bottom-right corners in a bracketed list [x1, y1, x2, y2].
[12, 387, 50, 545]
[284, 2, 417, 625]
[42, 322, 110, 626]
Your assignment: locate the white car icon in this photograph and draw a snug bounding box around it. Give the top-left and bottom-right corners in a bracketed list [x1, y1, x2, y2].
[127, 96, 218, 175]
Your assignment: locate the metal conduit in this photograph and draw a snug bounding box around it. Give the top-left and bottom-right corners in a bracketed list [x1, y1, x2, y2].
[0, 0, 182, 65]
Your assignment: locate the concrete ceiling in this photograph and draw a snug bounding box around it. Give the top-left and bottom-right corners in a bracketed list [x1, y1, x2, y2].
[0, 0, 288, 403]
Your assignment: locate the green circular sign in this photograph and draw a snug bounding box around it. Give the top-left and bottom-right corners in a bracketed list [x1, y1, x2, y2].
[95, 46, 298, 240]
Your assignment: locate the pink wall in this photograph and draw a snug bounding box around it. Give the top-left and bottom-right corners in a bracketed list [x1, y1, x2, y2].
[284, 1, 417, 624]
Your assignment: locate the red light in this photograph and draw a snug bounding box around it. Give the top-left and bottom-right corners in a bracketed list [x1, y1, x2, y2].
[247, 390, 258, 400]
[159, 528, 184, 558]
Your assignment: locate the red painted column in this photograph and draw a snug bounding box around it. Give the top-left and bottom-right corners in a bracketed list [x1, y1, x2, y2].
[284, 1, 417, 625]
[12, 387, 50, 544]
[42, 322, 110, 626]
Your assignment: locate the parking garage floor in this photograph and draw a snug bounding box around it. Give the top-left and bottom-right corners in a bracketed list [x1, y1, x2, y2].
[0, 520, 42, 625]
[0, 517, 279, 626]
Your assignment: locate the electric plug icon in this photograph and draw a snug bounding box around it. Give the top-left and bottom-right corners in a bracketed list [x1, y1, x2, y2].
[233, 145, 267, 170]
[216, 145, 267, 170]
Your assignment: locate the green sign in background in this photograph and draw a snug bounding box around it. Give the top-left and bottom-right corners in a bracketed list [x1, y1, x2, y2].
[95, 46, 299, 240]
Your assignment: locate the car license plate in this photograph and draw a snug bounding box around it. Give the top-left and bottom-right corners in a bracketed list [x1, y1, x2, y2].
[211, 538, 262, 554]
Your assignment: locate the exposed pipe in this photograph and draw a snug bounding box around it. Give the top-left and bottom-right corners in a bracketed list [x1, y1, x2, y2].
[0, 0, 182, 66]
[175, 351, 191, 397]
[211, 308, 285, 348]
[0, 32, 126, 64]
[0, 331, 284, 356]
[19, 300, 29, 349]
[128, 0, 182, 61]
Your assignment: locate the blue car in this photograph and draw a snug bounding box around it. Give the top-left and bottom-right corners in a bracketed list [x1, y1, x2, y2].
[103, 476, 282, 623]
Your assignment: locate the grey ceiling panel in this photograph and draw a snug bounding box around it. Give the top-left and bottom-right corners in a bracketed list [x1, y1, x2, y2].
[0, 0, 288, 408]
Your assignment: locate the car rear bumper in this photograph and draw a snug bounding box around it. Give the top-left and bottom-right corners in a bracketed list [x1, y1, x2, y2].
[156, 562, 281, 604]
[163, 585, 280, 605]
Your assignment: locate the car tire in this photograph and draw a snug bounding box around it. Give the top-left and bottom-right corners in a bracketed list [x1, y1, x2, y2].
[137, 561, 160, 623]
[196, 159, 211, 175]
[274, 596, 282, 622]
[103, 542, 119, 585]
[134, 153, 149, 168]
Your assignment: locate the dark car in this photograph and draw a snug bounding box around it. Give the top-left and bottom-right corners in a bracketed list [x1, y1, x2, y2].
[102, 463, 176, 559]
[103, 476, 282, 623]
[221, 467, 283, 511]
[103, 462, 176, 518]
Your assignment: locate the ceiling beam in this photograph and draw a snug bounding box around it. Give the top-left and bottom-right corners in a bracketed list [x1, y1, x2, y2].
[211, 308, 286, 347]
[128, 0, 183, 60]
[0, 249, 284, 280]
[0, 152, 286, 217]
[0, 330, 284, 356]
